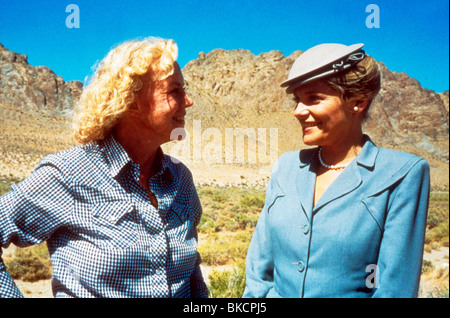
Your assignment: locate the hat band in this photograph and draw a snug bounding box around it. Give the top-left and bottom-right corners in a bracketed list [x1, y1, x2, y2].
[332, 52, 365, 72]
[286, 50, 366, 93]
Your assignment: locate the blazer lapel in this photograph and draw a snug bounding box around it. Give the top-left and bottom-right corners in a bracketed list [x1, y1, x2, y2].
[295, 149, 317, 222]
[312, 162, 362, 213]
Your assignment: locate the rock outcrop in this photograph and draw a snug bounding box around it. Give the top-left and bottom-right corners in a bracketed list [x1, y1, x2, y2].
[0, 43, 82, 116]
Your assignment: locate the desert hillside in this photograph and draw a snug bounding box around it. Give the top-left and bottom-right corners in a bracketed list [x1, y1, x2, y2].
[1, 43, 449, 189]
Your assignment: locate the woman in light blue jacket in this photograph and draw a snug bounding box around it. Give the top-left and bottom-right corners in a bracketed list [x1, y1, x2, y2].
[244, 43, 430, 298]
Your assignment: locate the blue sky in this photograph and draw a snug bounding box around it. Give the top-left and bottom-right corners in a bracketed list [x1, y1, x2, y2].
[0, 0, 448, 92]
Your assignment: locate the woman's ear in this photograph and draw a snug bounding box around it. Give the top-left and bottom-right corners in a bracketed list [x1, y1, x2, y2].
[126, 101, 141, 119]
[350, 98, 369, 114]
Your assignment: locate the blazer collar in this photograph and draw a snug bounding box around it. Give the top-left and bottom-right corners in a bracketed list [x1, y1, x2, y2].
[298, 135, 379, 171]
[298, 147, 317, 168]
[355, 135, 379, 170]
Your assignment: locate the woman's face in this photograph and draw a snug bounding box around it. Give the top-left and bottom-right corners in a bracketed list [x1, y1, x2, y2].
[292, 80, 358, 147]
[134, 62, 193, 145]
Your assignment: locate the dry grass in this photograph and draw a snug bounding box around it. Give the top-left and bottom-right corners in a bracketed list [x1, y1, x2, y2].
[420, 263, 449, 298]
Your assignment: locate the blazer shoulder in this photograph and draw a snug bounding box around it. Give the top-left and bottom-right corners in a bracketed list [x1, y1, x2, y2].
[376, 148, 429, 171]
[272, 149, 302, 175]
[275, 148, 315, 167]
[364, 148, 429, 196]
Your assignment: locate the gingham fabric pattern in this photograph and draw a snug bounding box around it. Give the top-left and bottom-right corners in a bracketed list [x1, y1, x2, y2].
[0, 136, 208, 298]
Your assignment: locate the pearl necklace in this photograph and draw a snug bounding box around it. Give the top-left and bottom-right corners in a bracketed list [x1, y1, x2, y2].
[318, 147, 350, 170]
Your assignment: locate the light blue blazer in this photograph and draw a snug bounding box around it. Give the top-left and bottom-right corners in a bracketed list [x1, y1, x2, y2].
[244, 137, 430, 298]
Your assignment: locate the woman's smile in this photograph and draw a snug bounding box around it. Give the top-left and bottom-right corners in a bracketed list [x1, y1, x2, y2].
[302, 121, 322, 133]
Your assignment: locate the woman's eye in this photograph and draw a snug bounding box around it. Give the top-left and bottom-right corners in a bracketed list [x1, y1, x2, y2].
[292, 95, 321, 106]
[168, 88, 181, 96]
[307, 96, 322, 104]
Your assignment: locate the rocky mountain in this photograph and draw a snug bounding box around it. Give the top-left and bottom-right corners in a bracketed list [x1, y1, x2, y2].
[0, 43, 82, 116]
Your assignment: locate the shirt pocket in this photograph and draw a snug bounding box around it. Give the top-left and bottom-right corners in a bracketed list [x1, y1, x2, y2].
[168, 200, 194, 241]
[91, 201, 139, 249]
[170, 200, 190, 223]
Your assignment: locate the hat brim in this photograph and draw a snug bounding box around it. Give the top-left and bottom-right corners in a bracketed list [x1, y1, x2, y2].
[281, 43, 364, 93]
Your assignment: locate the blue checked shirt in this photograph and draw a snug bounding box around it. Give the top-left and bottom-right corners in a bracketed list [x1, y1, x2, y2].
[0, 136, 208, 298]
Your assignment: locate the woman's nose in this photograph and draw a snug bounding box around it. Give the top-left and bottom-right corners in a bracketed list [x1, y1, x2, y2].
[293, 102, 309, 118]
[184, 92, 194, 108]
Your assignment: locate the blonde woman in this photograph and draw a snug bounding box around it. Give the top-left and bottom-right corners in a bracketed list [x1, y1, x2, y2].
[244, 43, 430, 298]
[0, 37, 208, 298]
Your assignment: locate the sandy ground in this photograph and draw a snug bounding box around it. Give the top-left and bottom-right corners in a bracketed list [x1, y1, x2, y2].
[423, 246, 449, 267]
[188, 163, 272, 189]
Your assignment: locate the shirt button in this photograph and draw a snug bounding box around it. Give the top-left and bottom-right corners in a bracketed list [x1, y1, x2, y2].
[155, 269, 163, 275]
[297, 261, 305, 272]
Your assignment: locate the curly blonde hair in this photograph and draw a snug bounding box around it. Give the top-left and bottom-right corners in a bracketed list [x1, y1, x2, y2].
[72, 37, 178, 144]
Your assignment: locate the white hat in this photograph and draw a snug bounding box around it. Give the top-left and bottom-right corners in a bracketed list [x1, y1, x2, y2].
[281, 43, 365, 93]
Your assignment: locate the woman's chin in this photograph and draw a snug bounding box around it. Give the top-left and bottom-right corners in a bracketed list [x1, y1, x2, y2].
[302, 136, 319, 146]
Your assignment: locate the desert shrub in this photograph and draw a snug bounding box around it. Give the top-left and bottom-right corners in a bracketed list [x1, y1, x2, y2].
[197, 186, 264, 234]
[227, 212, 259, 231]
[422, 259, 435, 273]
[427, 211, 447, 229]
[198, 215, 220, 233]
[239, 193, 265, 209]
[430, 192, 449, 201]
[199, 233, 251, 266]
[197, 187, 215, 197]
[420, 265, 449, 298]
[5, 243, 52, 282]
[427, 221, 449, 244]
[424, 192, 449, 249]
[208, 262, 246, 298]
[212, 192, 227, 203]
[0, 181, 12, 196]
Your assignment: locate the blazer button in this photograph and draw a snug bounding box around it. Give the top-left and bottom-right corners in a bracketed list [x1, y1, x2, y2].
[297, 261, 305, 272]
[303, 224, 309, 234]
[299, 224, 309, 234]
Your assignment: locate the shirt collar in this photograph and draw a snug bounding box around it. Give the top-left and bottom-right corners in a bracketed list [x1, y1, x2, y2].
[151, 147, 173, 182]
[100, 135, 173, 181]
